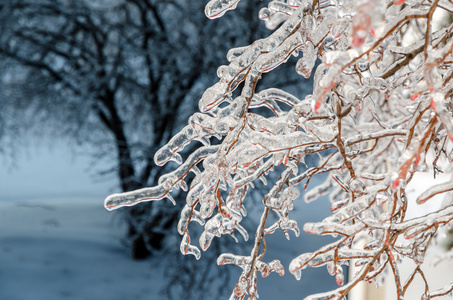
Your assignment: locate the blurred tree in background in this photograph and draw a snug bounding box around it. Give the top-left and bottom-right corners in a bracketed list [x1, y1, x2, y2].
[0, 0, 308, 298]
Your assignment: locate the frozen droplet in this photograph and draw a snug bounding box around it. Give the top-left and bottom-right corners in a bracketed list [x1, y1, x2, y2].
[349, 179, 367, 197]
[257, 261, 271, 277]
[327, 261, 335, 275]
[200, 199, 216, 219]
[403, 78, 411, 88]
[205, 0, 241, 19]
[270, 259, 285, 276]
[335, 267, 344, 286]
[293, 269, 302, 280]
[199, 231, 215, 251]
[376, 191, 390, 206]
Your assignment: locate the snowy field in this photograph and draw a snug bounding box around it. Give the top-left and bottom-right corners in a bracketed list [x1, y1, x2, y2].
[0, 200, 161, 300]
[0, 144, 164, 300]
[0, 198, 340, 300]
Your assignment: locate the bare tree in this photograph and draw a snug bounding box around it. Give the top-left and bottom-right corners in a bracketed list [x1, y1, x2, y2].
[106, 0, 453, 299]
[0, 0, 309, 298]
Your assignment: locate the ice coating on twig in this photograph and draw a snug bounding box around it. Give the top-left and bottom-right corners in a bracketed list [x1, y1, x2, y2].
[417, 181, 453, 204]
[205, 0, 241, 19]
[105, 185, 170, 211]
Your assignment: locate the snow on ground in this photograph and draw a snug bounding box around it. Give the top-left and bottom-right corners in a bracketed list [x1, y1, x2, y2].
[0, 200, 161, 300]
[0, 199, 341, 300]
[0, 197, 341, 300]
[0, 143, 164, 300]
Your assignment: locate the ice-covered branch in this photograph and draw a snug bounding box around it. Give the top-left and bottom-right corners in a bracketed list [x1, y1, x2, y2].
[104, 0, 453, 298]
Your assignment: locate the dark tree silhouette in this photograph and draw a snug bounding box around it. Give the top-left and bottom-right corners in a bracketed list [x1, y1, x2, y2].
[0, 1, 307, 297]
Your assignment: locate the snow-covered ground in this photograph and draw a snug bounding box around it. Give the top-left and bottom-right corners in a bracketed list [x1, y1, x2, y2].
[0, 200, 161, 300]
[0, 143, 163, 300]
[0, 197, 340, 300]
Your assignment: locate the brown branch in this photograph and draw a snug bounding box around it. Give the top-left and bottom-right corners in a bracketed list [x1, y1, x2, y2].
[336, 101, 356, 180]
[425, 0, 440, 60]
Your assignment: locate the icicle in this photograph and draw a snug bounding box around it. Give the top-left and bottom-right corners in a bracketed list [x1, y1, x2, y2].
[199, 231, 215, 251]
[335, 267, 344, 286]
[180, 180, 188, 192]
[165, 193, 176, 205]
[177, 205, 192, 235]
[281, 219, 301, 238]
[293, 269, 302, 280]
[296, 42, 316, 78]
[180, 232, 201, 260]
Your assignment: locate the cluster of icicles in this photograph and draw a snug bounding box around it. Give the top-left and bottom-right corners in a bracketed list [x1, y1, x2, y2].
[106, 0, 453, 299]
